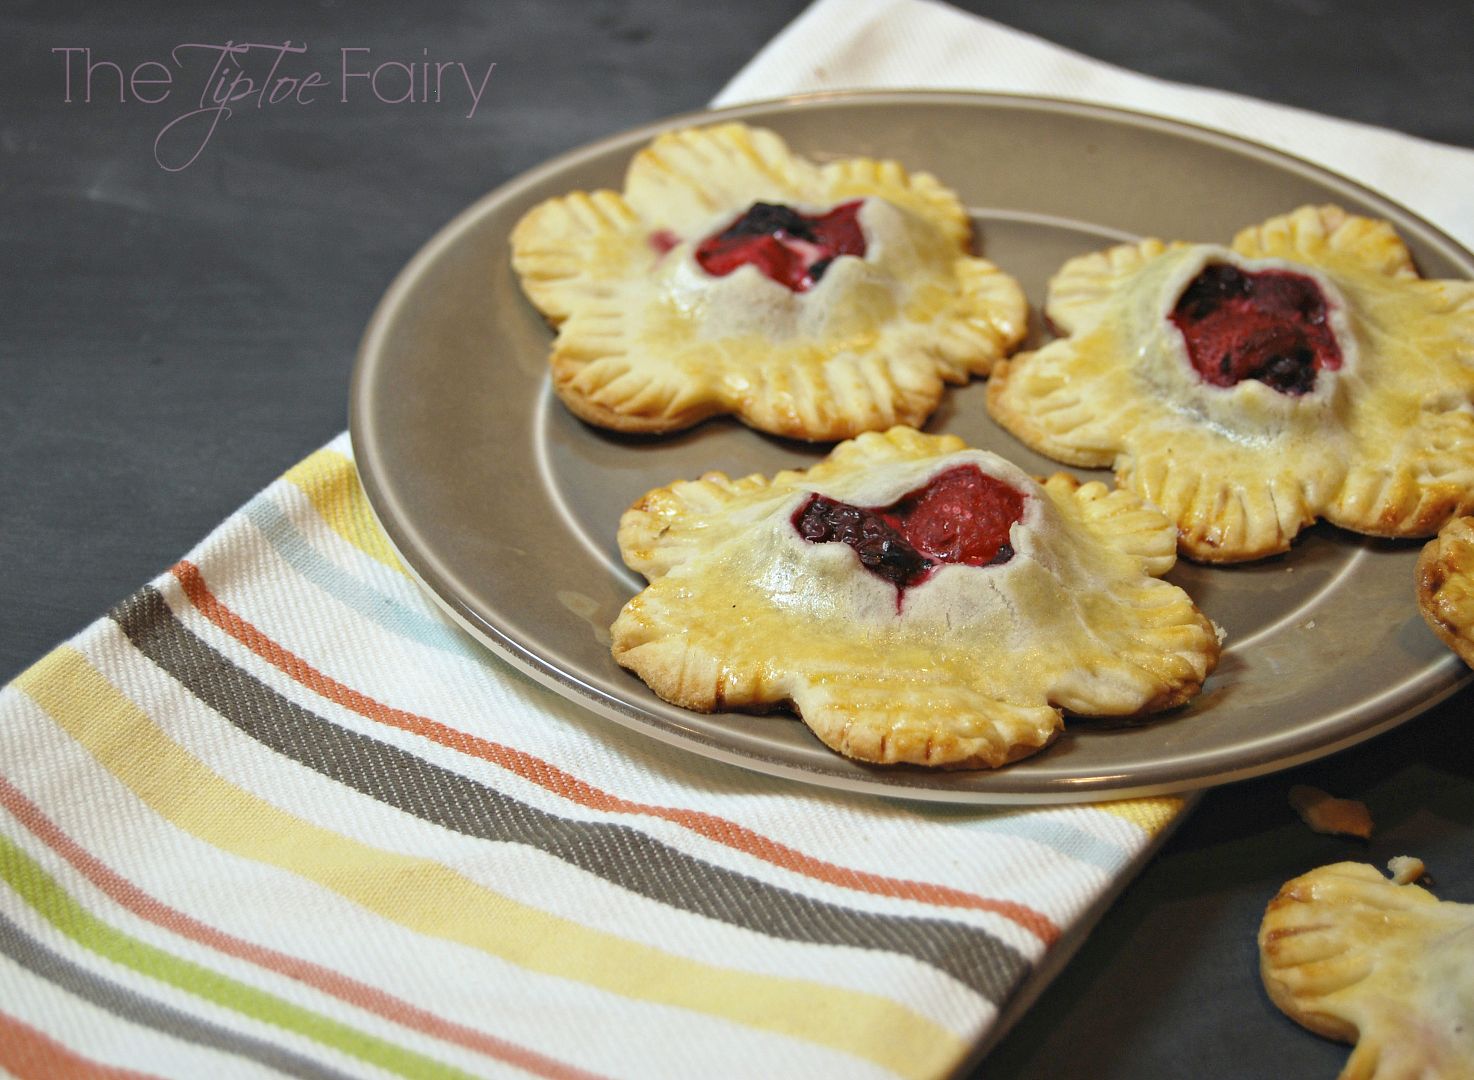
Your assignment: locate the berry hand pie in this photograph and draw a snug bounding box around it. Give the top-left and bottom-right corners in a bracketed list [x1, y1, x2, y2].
[987, 205, 1474, 562]
[610, 427, 1220, 769]
[1417, 514, 1474, 666]
[1260, 860, 1474, 1079]
[511, 123, 1027, 440]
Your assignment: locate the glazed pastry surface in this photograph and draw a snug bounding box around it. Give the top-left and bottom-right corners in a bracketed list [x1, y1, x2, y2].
[612, 428, 1220, 768]
[1260, 860, 1474, 1080]
[989, 206, 1474, 561]
[513, 123, 1027, 439]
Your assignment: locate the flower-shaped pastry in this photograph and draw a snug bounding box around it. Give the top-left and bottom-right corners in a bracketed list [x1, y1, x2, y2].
[611, 427, 1220, 768]
[1260, 860, 1474, 1079]
[1417, 514, 1474, 666]
[511, 123, 1027, 440]
[987, 205, 1474, 562]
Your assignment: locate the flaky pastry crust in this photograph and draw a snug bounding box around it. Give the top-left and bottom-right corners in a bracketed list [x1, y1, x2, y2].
[1417, 514, 1474, 666]
[1260, 861, 1474, 1079]
[511, 123, 1027, 440]
[988, 205, 1474, 562]
[611, 427, 1220, 768]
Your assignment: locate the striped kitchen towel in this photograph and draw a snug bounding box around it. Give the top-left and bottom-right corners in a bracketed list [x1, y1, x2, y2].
[0, 434, 1185, 1079]
[17, 0, 1474, 1070]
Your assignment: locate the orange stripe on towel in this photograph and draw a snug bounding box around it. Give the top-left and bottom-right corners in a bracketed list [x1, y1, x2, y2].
[0, 1010, 162, 1080]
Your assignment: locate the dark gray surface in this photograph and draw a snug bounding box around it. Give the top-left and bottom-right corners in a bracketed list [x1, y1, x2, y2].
[5, 3, 1473, 1078]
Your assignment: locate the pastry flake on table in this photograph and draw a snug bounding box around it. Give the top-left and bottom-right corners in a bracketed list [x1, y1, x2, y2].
[988, 205, 1474, 562]
[610, 427, 1220, 769]
[1259, 860, 1474, 1080]
[511, 122, 1027, 440]
[1418, 514, 1474, 666]
[1288, 784, 1374, 839]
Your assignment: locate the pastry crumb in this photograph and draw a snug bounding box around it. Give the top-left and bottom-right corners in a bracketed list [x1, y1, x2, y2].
[1387, 856, 1426, 885]
[1288, 784, 1372, 839]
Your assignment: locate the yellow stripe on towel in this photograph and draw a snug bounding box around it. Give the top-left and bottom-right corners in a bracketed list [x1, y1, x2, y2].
[284, 449, 405, 574]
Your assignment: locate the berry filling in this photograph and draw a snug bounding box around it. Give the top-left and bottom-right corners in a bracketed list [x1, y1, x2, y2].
[695, 200, 866, 292]
[1170, 263, 1342, 395]
[792, 464, 1024, 607]
[648, 229, 679, 256]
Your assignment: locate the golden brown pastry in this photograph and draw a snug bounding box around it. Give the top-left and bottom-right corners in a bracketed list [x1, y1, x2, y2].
[611, 427, 1220, 768]
[1260, 860, 1474, 1079]
[1288, 785, 1374, 840]
[511, 122, 1027, 440]
[988, 205, 1474, 562]
[1417, 514, 1474, 666]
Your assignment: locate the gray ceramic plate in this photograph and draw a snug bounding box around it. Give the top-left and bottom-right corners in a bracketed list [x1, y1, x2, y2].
[351, 91, 1472, 803]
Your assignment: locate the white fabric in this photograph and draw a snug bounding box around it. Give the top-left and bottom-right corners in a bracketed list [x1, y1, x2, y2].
[715, 0, 1474, 250]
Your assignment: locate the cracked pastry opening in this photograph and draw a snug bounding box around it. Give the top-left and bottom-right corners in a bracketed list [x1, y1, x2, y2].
[1170, 262, 1343, 394]
[792, 464, 1024, 606]
[692, 200, 867, 292]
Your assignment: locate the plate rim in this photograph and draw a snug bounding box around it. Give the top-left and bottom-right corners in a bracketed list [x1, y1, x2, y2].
[350, 88, 1473, 804]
